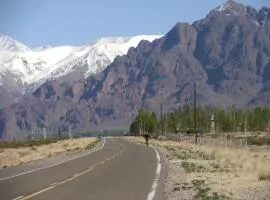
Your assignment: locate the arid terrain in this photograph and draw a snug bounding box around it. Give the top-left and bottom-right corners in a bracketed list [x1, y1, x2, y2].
[0, 137, 98, 168]
[126, 136, 270, 200]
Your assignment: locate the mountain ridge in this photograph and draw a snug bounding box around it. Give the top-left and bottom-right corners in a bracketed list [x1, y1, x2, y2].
[1, 0, 270, 139]
[0, 35, 162, 96]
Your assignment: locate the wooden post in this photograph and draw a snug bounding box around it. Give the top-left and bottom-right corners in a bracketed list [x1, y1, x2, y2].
[244, 117, 248, 149]
[160, 102, 164, 136]
[194, 83, 198, 145]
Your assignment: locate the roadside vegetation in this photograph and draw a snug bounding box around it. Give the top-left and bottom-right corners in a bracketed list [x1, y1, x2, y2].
[127, 136, 270, 199]
[129, 106, 270, 135]
[0, 137, 68, 149]
[0, 137, 99, 168]
[128, 105, 270, 198]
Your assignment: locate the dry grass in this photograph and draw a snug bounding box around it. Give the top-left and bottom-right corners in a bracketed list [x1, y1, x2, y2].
[0, 138, 98, 168]
[128, 136, 270, 178]
[125, 136, 270, 199]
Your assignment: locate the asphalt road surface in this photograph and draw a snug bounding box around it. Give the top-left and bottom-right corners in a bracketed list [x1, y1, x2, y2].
[0, 138, 166, 200]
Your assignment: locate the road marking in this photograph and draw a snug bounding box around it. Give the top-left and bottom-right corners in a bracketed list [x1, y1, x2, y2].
[49, 182, 58, 186]
[19, 148, 125, 200]
[0, 138, 106, 182]
[147, 148, 161, 200]
[121, 136, 163, 200]
[12, 196, 25, 200]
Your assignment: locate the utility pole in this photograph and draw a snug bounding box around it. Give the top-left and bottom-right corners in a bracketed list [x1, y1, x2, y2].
[4, 130, 7, 140]
[43, 127, 47, 140]
[194, 83, 198, 145]
[210, 114, 215, 134]
[244, 117, 248, 149]
[69, 125, 72, 139]
[160, 102, 164, 136]
[138, 121, 141, 135]
[164, 115, 166, 135]
[159, 89, 165, 136]
[21, 119, 25, 130]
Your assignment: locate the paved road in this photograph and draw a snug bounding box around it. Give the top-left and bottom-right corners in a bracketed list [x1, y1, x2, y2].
[0, 138, 165, 200]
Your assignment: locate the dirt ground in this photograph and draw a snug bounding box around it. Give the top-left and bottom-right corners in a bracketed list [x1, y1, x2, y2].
[126, 136, 270, 200]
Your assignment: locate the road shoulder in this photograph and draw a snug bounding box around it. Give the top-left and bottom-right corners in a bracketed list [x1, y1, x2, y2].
[0, 138, 104, 180]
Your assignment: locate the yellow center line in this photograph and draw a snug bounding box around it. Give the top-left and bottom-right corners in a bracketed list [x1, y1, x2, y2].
[20, 148, 126, 200]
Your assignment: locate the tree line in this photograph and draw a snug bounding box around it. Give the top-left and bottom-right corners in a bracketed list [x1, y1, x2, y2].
[129, 105, 270, 135]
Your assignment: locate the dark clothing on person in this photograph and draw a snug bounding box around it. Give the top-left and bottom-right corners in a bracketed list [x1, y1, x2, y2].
[143, 133, 150, 147]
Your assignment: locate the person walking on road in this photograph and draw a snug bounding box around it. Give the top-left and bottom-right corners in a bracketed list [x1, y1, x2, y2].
[143, 133, 150, 147]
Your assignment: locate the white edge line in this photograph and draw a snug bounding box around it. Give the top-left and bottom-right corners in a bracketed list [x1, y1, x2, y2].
[49, 182, 58, 186]
[12, 196, 25, 200]
[147, 148, 161, 200]
[0, 137, 106, 182]
[119, 137, 162, 200]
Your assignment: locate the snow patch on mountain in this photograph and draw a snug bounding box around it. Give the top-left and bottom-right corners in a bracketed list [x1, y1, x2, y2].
[29, 35, 162, 90]
[85, 35, 161, 77]
[216, 0, 233, 12]
[0, 35, 30, 52]
[214, 0, 245, 15]
[0, 34, 162, 93]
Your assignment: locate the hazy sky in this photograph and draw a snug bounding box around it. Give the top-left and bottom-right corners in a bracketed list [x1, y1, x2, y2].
[0, 0, 269, 47]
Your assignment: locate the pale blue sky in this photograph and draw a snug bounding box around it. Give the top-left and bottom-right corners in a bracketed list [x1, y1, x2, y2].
[0, 0, 269, 48]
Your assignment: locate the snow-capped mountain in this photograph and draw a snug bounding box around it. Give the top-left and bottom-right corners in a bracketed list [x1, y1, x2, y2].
[0, 35, 30, 52]
[0, 34, 162, 93]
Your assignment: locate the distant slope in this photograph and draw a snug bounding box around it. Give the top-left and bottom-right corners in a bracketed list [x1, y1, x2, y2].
[1, 1, 270, 139]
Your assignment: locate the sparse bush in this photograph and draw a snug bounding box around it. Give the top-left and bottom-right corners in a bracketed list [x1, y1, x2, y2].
[157, 135, 167, 141]
[191, 180, 226, 200]
[0, 137, 68, 149]
[258, 172, 270, 181]
[165, 146, 176, 151]
[31, 146, 37, 151]
[18, 151, 29, 157]
[173, 186, 181, 192]
[85, 140, 99, 150]
[169, 147, 213, 161]
[247, 137, 270, 146]
[182, 161, 206, 173]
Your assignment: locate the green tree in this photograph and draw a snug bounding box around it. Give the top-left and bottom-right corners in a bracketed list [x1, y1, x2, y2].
[129, 109, 158, 135]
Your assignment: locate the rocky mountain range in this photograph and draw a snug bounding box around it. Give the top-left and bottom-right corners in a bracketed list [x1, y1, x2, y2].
[1, 0, 270, 139]
[0, 35, 160, 97]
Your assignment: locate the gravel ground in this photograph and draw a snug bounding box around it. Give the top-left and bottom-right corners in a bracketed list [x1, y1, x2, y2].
[116, 137, 270, 200]
[156, 143, 270, 200]
[159, 147, 194, 200]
